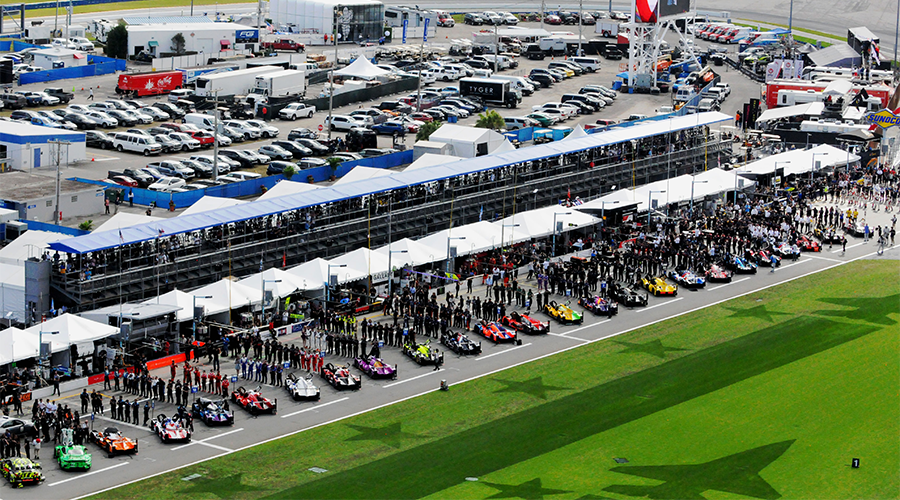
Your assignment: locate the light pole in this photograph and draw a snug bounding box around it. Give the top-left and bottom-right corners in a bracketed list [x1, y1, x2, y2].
[501, 223, 519, 248]
[773, 161, 790, 189]
[446, 236, 466, 272]
[386, 249, 407, 298]
[647, 190, 665, 232]
[38, 329, 59, 384]
[552, 211, 572, 257]
[690, 179, 708, 218]
[328, 5, 341, 140]
[578, 0, 583, 56]
[532, 188, 539, 209]
[325, 264, 346, 318]
[810, 152, 825, 182]
[192, 295, 212, 343]
[261, 279, 281, 328]
[600, 200, 619, 228]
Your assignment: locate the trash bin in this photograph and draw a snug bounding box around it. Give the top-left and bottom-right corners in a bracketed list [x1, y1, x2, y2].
[611, 81, 622, 91]
[448, 115, 458, 124]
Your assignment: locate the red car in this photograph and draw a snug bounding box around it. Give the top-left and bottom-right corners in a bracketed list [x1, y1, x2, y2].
[230, 386, 277, 415]
[704, 263, 732, 283]
[149, 415, 191, 443]
[751, 250, 781, 267]
[796, 235, 822, 252]
[408, 112, 433, 123]
[189, 130, 215, 147]
[472, 320, 518, 343]
[112, 176, 138, 187]
[500, 311, 549, 334]
[545, 14, 563, 24]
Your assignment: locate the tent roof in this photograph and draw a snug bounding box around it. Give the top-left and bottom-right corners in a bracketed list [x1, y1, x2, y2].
[808, 43, 861, 68]
[0, 230, 65, 265]
[492, 139, 517, 153]
[0, 262, 25, 288]
[735, 144, 860, 176]
[823, 79, 853, 96]
[238, 268, 307, 299]
[23, 314, 118, 354]
[257, 180, 321, 201]
[0, 327, 40, 365]
[404, 153, 464, 172]
[561, 124, 589, 141]
[374, 238, 439, 267]
[428, 124, 493, 143]
[334, 166, 394, 185]
[142, 289, 198, 322]
[496, 206, 601, 242]
[334, 56, 391, 80]
[328, 247, 390, 278]
[416, 221, 499, 258]
[755, 102, 824, 124]
[190, 279, 261, 315]
[179, 195, 247, 217]
[286, 257, 368, 289]
[94, 212, 163, 234]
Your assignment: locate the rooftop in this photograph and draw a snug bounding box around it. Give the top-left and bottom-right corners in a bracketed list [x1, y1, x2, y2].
[0, 172, 102, 202]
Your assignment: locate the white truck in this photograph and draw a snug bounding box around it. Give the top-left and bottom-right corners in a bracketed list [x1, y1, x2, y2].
[194, 66, 282, 97]
[251, 69, 306, 98]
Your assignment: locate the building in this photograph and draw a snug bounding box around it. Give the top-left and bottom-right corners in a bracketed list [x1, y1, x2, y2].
[0, 121, 85, 170]
[384, 6, 437, 29]
[126, 22, 260, 58]
[32, 47, 88, 70]
[0, 172, 104, 223]
[269, 0, 386, 44]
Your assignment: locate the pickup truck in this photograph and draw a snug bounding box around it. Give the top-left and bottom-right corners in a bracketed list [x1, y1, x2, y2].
[43, 87, 74, 104]
[261, 39, 305, 52]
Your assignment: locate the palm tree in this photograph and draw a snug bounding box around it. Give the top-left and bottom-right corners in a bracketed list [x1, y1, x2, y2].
[475, 110, 505, 130]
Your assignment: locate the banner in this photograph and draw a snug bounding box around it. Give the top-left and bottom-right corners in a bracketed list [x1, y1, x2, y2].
[402, 19, 408, 44]
[765, 61, 783, 82]
[423, 17, 430, 43]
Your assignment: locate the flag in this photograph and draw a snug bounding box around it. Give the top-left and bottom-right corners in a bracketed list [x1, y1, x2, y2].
[50, 299, 56, 316]
[282, 251, 287, 267]
[260, 257, 263, 272]
[158, 227, 165, 236]
[118, 229, 124, 243]
[567, 188, 571, 200]
[869, 43, 880, 64]
[479, 205, 483, 221]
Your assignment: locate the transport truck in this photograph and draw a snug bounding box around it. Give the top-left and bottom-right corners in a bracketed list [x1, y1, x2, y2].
[115, 71, 183, 97]
[250, 69, 306, 98]
[459, 77, 521, 108]
[194, 66, 282, 97]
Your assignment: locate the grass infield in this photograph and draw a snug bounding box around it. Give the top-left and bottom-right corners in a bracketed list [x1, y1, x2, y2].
[92, 260, 899, 500]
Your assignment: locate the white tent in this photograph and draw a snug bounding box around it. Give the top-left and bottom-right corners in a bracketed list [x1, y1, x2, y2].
[735, 144, 859, 177]
[334, 166, 394, 185]
[0, 262, 26, 324]
[0, 327, 40, 365]
[0, 230, 64, 265]
[94, 212, 163, 233]
[190, 279, 261, 315]
[561, 124, 589, 141]
[328, 247, 389, 279]
[403, 153, 464, 172]
[334, 56, 391, 80]
[24, 313, 118, 354]
[491, 138, 517, 154]
[238, 268, 307, 299]
[258, 180, 322, 201]
[374, 238, 438, 267]
[179, 196, 247, 217]
[495, 206, 601, 242]
[417, 221, 498, 258]
[427, 124, 508, 158]
[143, 288, 202, 322]
[287, 257, 368, 289]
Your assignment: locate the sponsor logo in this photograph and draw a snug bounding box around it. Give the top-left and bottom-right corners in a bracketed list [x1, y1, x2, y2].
[865, 109, 900, 128]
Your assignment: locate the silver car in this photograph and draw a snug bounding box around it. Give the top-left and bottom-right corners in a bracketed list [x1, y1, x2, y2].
[167, 132, 202, 152]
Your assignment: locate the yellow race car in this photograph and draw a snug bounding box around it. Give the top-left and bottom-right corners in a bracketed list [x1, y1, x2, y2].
[642, 276, 677, 296]
[543, 300, 584, 325]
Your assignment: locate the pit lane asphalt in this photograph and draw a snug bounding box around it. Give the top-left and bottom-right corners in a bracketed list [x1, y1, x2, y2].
[1, 235, 888, 499]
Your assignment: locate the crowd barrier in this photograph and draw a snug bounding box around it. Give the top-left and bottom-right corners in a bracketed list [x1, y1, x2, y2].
[24, 220, 90, 236]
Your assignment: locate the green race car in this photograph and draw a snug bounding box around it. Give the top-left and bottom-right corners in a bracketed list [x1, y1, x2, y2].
[54, 443, 92, 471]
[0, 457, 45, 487]
[402, 340, 444, 365]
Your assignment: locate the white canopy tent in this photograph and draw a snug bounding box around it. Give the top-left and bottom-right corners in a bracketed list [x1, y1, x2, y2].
[403, 153, 464, 172]
[0, 327, 40, 365]
[334, 56, 391, 80]
[94, 212, 162, 233]
[0, 262, 26, 324]
[23, 313, 118, 354]
[328, 247, 390, 279]
[144, 288, 211, 322]
[374, 238, 443, 267]
[491, 139, 517, 154]
[495, 205, 602, 243]
[238, 268, 307, 300]
[755, 102, 824, 126]
[0, 230, 64, 265]
[190, 279, 261, 315]
[561, 124, 589, 141]
[287, 257, 369, 290]
[416, 221, 498, 259]
[258, 180, 322, 201]
[334, 166, 394, 185]
[735, 144, 859, 177]
[179, 196, 247, 217]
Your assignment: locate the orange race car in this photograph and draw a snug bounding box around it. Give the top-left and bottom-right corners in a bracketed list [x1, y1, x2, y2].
[90, 427, 138, 458]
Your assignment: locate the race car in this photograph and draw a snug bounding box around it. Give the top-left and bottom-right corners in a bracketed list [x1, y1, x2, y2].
[191, 397, 235, 426]
[149, 414, 192, 443]
[578, 295, 619, 316]
[843, 220, 867, 237]
[642, 276, 678, 296]
[609, 282, 649, 307]
[796, 234, 822, 252]
[725, 255, 758, 274]
[0, 457, 44, 488]
[321, 363, 362, 390]
[285, 372, 322, 400]
[773, 242, 800, 260]
[668, 269, 706, 289]
[500, 311, 549, 334]
[402, 341, 444, 366]
[54, 435, 92, 471]
[90, 427, 138, 458]
[543, 300, 584, 324]
[473, 320, 519, 343]
[813, 226, 842, 244]
[230, 386, 278, 415]
[440, 331, 482, 355]
[354, 355, 399, 378]
[704, 263, 732, 283]
[751, 249, 781, 267]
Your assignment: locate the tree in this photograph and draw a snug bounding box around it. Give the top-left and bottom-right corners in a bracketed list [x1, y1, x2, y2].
[282, 164, 296, 179]
[171, 33, 187, 55]
[475, 110, 505, 130]
[416, 120, 443, 142]
[78, 220, 93, 231]
[104, 23, 128, 59]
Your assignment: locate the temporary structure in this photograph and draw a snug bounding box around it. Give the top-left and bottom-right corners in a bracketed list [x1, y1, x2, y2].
[0, 327, 40, 365]
[334, 56, 391, 80]
[374, 238, 439, 267]
[23, 313, 118, 354]
[143, 289, 203, 322]
[190, 279, 261, 315]
[334, 166, 394, 185]
[258, 180, 322, 201]
[239, 268, 307, 299]
[179, 196, 247, 217]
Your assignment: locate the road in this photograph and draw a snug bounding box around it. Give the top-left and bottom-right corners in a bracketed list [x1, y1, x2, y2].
[1, 226, 895, 499]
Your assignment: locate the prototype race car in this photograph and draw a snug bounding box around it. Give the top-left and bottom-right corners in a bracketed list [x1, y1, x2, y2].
[0, 458, 44, 488]
[285, 372, 322, 400]
[149, 414, 192, 443]
[704, 263, 732, 283]
[751, 249, 782, 267]
[668, 269, 706, 289]
[544, 300, 584, 324]
[440, 331, 482, 355]
[230, 386, 278, 415]
[773, 242, 800, 260]
[642, 276, 678, 296]
[54, 431, 92, 471]
[191, 397, 235, 426]
[813, 226, 842, 244]
[321, 363, 362, 390]
[500, 311, 549, 334]
[843, 220, 867, 237]
[796, 234, 822, 252]
[609, 282, 649, 307]
[725, 255, 758, 274]
[355, 355, 399, 378]
[90, 427, 138, 458]
[402, 341, 444, 366]
[473, 320, 519, 343]
[578, 295, 619, 316]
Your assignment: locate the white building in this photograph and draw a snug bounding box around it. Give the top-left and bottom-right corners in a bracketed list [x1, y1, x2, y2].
[270, 0, 386, 44]
[426, 124, 507, 158]
[32, 47, 88, 70]
[126, 22, 260, 58]
[0, 121, 85, 170]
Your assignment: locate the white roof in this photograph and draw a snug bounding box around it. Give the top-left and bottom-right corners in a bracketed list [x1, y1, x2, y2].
[179, 195, 247, 217]
[126, 22, 254, 32]
[238, 267, 307, 299]
[257, 180, 321, 201]
[416, 221, 499, 258]
[142, 288, 198, 322]
[334, 57, 391, 80]
[33, 47, 83, 57]
[0, 262, 25, 288]
[823, 79, 853, 96]
[334, 166, 393, 185]
[755, 102, 824, 124]
[428, 124, 493, 143]
[735, 144, 859, 176]
[0, 120, 84, 139]
[286, 257, 369, 289]
[374, 238, 439, 267]
[495, 205, 601, 242]
[0, 327, 40, 365]
[327, 247, 390, 278]
[404, 153, 464, 172]
[24, 313, 118, 354]
[492, 139, 517, 153]
[0, 230, 64, 265]
[190, 278, 261, 315]
[561, 124, 589, 141]
[94, 212, 163, 233]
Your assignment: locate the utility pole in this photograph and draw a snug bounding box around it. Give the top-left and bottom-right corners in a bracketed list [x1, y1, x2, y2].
[578, 0, 583, 56]
[257, 0, 263, 29]
[328, 5, 340, 140]
[54, 0, 59, 35]
[416, 17, 429, 111]
[540, 0, 545, 31]
[212, 89, 220, 180]
[48, 140, 69, 225]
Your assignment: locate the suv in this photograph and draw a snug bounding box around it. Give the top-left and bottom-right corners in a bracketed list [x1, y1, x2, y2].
[0, 93, 27, 110]
[464, 13, 484, 25]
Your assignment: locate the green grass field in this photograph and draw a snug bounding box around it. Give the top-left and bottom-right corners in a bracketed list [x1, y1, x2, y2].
[93, 260, 899, 500]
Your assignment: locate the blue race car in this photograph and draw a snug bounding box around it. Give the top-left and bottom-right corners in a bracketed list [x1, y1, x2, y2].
[191, 397, 234, 426]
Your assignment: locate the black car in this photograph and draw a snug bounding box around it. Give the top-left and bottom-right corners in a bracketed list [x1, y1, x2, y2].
[529, 73, 555, 88]
[0, 93, 27, 110]
[152, 102, 185, 119]
[0, 417, 37, 439]
[180, 159, 213, 178]
[464, 13, 484, 25]
[609, 281, 649, 307]
[106, 110, 137, 126]
[85, 130, 114, 150]
[440, 331, 482, 355]
[422, 109, 446, 121]
[294, 138, 330, 156]
[10, 110, 37, 122]
[378, 101, 413, 114]
[266, 161, 296, 175]
[219, 149, 255, 169]
[65, 113, 98, 130]
[287, 127, 317, 141]
[463, 59, 491, 70]
[271, 140, 312, 159]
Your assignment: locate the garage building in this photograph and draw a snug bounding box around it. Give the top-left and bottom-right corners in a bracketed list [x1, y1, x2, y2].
[270, 0, 385, 44]
[0, 121, 85, 171]
[32, 47, 88, 70]
[126, 22, 260, 59]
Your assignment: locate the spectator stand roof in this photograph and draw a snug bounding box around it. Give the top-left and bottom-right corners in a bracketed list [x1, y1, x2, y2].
[49, 112, 731, 255]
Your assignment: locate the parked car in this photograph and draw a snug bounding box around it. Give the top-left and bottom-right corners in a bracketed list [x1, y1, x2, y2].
[279, 103, 316, 120]
[85, 130, 114, 149]
[258, 144, 293, 161]
[148, 177, 187, 192]
[271, 140, 313, 158]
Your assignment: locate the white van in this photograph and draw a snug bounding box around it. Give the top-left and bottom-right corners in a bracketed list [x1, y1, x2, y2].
[674, 86, 697, 103]
[571, 57, 602, 72]
[492, 75, 535, 95]
[112, 132, 163, 156]
[169, 88, 194, 103]
[222, 171, 262, 182]
[183, 113, 216, 131]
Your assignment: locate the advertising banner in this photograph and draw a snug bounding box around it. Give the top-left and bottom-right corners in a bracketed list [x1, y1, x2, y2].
[765, 61, 783, 82]
[402, 19, 408, 44]
[423, 17, 429, 43]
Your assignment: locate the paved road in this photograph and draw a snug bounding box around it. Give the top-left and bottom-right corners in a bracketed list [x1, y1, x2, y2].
[2, 217, 894, 499]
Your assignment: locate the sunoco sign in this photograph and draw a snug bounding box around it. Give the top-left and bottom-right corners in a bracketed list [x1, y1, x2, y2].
[864, 109, 900, 129]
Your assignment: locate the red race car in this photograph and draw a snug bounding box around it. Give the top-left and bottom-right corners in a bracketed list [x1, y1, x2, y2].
[230, 386, 277, 415]
[500, 311, 549, 334]
[704, 263, 732, 283]
[149, 415, 191, 443]
[796, 235, 822, 252]
[472, 320, 518, 343]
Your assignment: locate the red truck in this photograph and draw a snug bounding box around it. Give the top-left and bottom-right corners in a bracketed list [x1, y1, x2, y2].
[261, 39, 305, 52]
[115, 71, 184, 98]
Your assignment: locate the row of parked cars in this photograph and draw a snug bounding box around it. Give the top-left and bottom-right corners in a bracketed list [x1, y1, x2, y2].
[508, 84, 617, 129]
[462, 11, 519, 25]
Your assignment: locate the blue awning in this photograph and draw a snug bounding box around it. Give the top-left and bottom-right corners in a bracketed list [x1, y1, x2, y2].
[49, 112, 731, 255]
